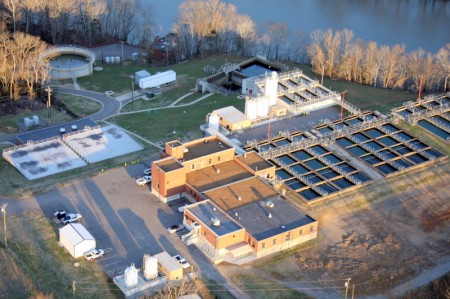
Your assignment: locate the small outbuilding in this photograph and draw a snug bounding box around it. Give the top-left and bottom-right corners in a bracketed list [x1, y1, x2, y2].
[59, 223, 96, 258]
[153, 251, 183, 280]
[135, 70, 151, 85]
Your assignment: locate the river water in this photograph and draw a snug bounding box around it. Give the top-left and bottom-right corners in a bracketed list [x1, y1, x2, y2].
[147, 0, 450, 52]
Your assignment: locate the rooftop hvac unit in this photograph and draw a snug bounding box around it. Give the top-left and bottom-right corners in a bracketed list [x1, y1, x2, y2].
[210, 217, 221, 226]
[208, 113, 220, 130]
[266, 201, 274, 208]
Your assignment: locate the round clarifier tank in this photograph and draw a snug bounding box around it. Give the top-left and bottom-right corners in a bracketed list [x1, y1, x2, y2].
[43, 46, 95, 80]
[50, 54, 88, 69]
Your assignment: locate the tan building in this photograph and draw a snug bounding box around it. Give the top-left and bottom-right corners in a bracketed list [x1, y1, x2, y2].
[211, 106, 252, 131]
[153, 252, 183, 281]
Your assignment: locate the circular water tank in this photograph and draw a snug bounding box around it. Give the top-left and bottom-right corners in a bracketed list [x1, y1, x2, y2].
[143, 255, 158, 280]
[208, 113, 220, 130]
[257, 96, 269, 117]
[105, 56, 111, 64]
[264, 71, 278, 106]
[32, 115, 39, 125]
[24, 117, 32, 128]
[115, 56, 121, 64]
[245, 98, 258, 120]
[124, 264, 139, 287]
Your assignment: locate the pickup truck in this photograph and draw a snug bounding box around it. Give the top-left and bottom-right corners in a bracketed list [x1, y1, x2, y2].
[136, 175, 151, 186]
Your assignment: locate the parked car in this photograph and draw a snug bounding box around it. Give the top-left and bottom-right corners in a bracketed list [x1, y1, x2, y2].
[136, 175, 152, 186]
[84, 248, 105, 261]
[53, 210, 67, 220]
[143, 168, 152, 175]
[173, 254, 191, 269]
[167, 224, 184, 234]
[61, 213, 82, 224]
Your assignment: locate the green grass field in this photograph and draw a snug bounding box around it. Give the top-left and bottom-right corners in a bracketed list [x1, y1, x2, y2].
[58, 94, 102, 117]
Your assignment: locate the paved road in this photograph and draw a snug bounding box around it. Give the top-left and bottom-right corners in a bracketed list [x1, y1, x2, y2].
[57, 87, 121, 121]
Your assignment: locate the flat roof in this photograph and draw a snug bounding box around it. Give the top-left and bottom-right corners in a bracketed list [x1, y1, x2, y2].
[231, 197, 316, 241]
[155, 157, 184, 172]
[186, 160, 253, 193]
[153, 251, 182, 272]
[204, 177, 279, 212]
[184, 138, 232, 161]
[187, 200, 243, 236]
[213, 106, 250, 124]
[235, 151, 274, 172]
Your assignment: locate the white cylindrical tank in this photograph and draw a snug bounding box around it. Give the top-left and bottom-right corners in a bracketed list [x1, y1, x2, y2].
[32, 115, 39, 125]
[264, 71, 278, 106]
[105, 56, 111, 64]
[245, 98, 258, 120]
[208, 113, 220, 130]
[257, 96, 269, 117]
[116, 56, 121, 64]
[124, 263, 139, 287]
[143, 255, 158, 280]
[24, 117, 32, 128]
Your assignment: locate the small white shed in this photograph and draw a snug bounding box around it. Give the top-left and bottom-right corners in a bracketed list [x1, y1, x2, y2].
[59, 223, 96, 258]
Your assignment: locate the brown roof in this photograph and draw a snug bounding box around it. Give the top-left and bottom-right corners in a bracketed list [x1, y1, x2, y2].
[235, 151, 274, 172]
[204, 177, 279, 211]
[184, 138, 232, 161]
[186, 160, 252, 193]
[155, 157, 183, 172]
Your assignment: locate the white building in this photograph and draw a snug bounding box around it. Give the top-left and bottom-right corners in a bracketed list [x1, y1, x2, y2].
[59, 223, 96, 258]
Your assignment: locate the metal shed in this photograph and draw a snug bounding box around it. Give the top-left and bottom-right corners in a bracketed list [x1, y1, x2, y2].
[59, 223, 96, 258]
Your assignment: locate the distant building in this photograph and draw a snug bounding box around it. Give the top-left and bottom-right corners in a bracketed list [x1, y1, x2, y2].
[151, 34, 180, 65]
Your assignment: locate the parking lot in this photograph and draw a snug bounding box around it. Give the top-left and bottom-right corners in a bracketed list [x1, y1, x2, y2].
[30, 162, 214, 279]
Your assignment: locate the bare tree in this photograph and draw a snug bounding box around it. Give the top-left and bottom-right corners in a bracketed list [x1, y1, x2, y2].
[22, 0, 45, 34]
[2, 0, 23, 32]
[379, 44, 406, 89]
[260, 21, 288, 60]
[235, 15, 257, 56]
[435, 44, 450, 92]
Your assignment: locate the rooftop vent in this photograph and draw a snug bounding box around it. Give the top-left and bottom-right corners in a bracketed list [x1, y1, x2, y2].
[268, 213, 272, 219]
[238, 196, 242, 201]
[234, 212, 238, 217]
[266, 201, 274, 208]
[183, 147, 189, 153]
[211, 217, 220, 226]
[213, 207, 216, 211]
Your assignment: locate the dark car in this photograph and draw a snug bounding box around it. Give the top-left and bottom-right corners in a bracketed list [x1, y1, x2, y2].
[53, 210, 67, 220]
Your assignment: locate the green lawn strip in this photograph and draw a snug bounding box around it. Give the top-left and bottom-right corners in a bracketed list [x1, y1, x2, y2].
[0, 108, 74, 134]
[6, 213, 120, 298]
[58, 94, 102, 117]
[111, 94, 244, 142]
[232, 273, 311, 299]
[202, 279, 236, 299]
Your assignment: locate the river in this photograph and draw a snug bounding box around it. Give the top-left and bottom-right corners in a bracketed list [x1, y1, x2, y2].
[146, 0, 450, 53]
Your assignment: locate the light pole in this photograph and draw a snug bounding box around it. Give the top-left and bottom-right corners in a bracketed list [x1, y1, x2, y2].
[129, 75, 135, 102]
[45, 86, 52, 123]
[1, 203, 7, 248]
[344, 277, 351, 299]
[120, 41, 125, 63]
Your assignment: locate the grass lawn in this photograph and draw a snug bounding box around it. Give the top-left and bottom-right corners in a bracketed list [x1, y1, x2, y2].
[58, 94, 102, 117]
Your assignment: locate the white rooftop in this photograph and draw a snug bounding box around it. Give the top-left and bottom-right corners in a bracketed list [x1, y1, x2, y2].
[59, 223, 95, 244]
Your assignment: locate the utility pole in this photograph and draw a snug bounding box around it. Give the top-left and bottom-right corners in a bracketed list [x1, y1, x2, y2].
[72, 280, 77, 296]
[1, 203, 7, 248]
[129, 75, 135, 102]
[340, 90, 348, 120]
[45, 86, 52, 122]
[351, 283, 355, 299]
[344, 278, 351, 299]
[120, 41, 125, 63]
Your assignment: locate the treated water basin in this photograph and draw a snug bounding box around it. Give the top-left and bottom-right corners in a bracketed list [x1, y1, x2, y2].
[260, 144, 276, 152]
[392, 145, 413, 155]
[346, 118, 363, 125]
[406, 153, 427, 164]
[366, 141, 384, 151]
[278, 155, 296, 165]
[274, 139, 291, 147]
[318, 126, 333, 134]
[394, 132, 414, 141]
[433, 115, 450, 127]
[332, 177, 354, 189]
[347, 145, 369, 156]
[351, 172, 370, 182]
[299, 188, 321, 201]
[276, 169, 293, 180]
[292, 150, 313, 161]
[318, 168, 340, 179]
[378, 149, 398, 159]
[378, 136, 399, 147]
[305, 173, 324, 184]
[336, 137, 355, 148]
[292, 135, 306, 142]
[335, 123, 349, 130]
[364, 128, 385, 139]
[398, 110, 412, 117]
[396, 159, 413, 168]
[364, 114, 377, 121]
[376, 163, 397, 174]
[323, 154, 342, 164]
[311, 145, 329, 155]
[285, 178, 306, 190]
[292, 164, 310, 175]
[352, 133, 370, 142]
[424, 149, 443, 158]
[304, 159, 327, 170]
[382, 124, 400, 133]
[281, 96, 294, 104]
[363, 154, 383, 165]
[318, 183, 338, 194]
[418, 120, 450, 140]
[338, 163, 356, 173]
[408, 140, 428, 149]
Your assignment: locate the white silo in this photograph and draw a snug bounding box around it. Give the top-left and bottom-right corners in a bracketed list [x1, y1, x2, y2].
[264, 71, 279, 106]
[105, 56, 111, 64]
[115, 56, 121, 64]
[124, 263, 139, 287]
[257, 96, 269, 117]
[208, 113, 220, 130]
[143, 254, 158, 280]
[245, 98, 258, 120]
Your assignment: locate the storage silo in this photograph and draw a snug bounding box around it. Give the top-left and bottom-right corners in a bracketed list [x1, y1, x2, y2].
[245, 98, 258, 120]
[143, 254, 158, 280]
[208, 113, 220, 130]
[115, 56, 121, 64]
[264, 71, 278, 106]
[124, 263, 139, 287]
[257, 96, 269, 117]
[105, 56, 111, 64]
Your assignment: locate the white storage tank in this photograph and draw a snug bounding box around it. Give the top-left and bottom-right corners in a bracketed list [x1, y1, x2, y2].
[208, 113, 220, 130]
[115, 56, 121, 64]
[124, 263, 139, 287]
[24, 117, 32, 128]
[143, 254, 158, 280]
[264, 71, 279, 106]
[257, 96, 269, 117]
[32, 115, 39, 125]
[245, 98, 258, 120]
[105, 56, 111, 64]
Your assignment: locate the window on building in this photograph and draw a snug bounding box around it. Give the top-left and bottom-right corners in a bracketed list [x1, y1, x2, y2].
[218, 156, 221, 162]
[299, 229, 303, 235]
[310, 226, 314, 233]
[261, 243, 265, 249]
[273, 239, 277, 245]
[209, 159, 212, 164]
[252, 241, 255, 248]
[191, 164, 195, 170]
[286, 234, 290, 241]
